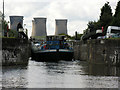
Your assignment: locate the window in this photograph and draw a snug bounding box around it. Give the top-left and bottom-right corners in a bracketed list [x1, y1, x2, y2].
[111, 29, 120, 33]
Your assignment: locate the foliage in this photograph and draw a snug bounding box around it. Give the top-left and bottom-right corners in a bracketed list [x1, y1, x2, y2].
[70, 34, 83, 40]
[58, 33, 83, 40]
[8, 30, 18, 37]
[99, 2, 113, 34]
[111, 1, 120, 26]
[100, 2, 112, 20]
[2, 20, 19, 38]
[2, 20, 8, 31]
[1, 36, 16, 38]
[81, 1, 120, 40]
[106, 37, 120, 40]
[2, 20, 9, 37]
[112, 13, 120, 27]
[114, 1, 120, 17]
[85, 2, 113, 37]
[87, 21, 96, 32]
[58, 33, 71, 39]
[87, 21, 101, 32]
[32, 36, 46, 40]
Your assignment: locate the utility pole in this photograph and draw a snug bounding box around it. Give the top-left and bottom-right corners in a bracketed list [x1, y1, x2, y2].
[75, 31, 77, 40]
[2, 0, 4, 36]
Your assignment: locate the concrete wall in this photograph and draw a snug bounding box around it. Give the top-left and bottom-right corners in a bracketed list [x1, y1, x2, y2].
[73, 39, 120, 66]
[55, 19, 67, 35]
[32, 18, 47, 37]
[2, 38, 31, 66]
[9, 16, 23, 31]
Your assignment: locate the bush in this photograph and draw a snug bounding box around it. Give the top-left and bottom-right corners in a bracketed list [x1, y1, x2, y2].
[8, 30, 18, 38]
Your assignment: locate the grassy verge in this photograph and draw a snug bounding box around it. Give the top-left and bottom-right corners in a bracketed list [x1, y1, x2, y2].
[106, 37, 120, 40]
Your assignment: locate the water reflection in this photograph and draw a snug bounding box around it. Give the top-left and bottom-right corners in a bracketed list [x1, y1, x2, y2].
[27, 60, 119, 88]
[0, 68, 2, 89]
[2, 66, 28, 88]
[88, 64, 120, 76]
[2, 59, 120, 88]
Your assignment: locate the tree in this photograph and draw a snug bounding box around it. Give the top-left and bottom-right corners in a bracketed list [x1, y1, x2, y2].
[2, 20, 9, 37]
[87, 21, 96, 32]
[99, 2, 113, 35]
[86, 2, 113, 35]
[112, 1, 120, 26]
[100, 2, 112, 19]
[114, 1, 120, 17]
[112, 13, 120, 26]
[70, 33, 83, 40]
[87, 21, 102, 32]
[58, 33, 71, 40]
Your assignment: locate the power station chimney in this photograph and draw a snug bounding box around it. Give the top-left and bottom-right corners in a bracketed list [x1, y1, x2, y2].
[55, 19, 67, 35]
[32, 18, 47, 37]
[9, 16, 23, 31]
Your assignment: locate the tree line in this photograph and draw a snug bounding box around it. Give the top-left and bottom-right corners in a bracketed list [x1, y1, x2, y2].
[84, 1, 120, 36]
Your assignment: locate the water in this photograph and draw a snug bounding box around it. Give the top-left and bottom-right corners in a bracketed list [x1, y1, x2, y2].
[2, 59, 120, 88]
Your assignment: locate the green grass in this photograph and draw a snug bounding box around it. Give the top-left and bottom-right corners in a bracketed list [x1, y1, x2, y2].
[0, 36, 16, 38]
[106, 37, 120, 40]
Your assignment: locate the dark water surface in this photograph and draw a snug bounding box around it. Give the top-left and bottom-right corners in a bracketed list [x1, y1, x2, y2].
[2, 59, 120, 88]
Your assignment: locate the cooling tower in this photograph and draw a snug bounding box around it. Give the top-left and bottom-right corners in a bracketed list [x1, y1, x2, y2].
[32, 20, 35, 36]
[55, 19, 68, 35]
[9, 16, 23, 31]
[32, 18, 47, 37]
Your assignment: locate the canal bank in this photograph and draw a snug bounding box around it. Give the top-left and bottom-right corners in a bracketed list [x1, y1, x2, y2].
[1, 38, 120, 88]
[2, 38, 31, 66]
[73, 39, 120, 66]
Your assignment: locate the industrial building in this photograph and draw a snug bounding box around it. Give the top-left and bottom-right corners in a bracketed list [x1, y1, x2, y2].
[55, 19, 68, 35]
[9, 16, 23, 31]
[31, 18, 47, 37]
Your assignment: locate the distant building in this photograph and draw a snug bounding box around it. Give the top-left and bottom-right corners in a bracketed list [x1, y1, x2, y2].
[9, 16, 23, 31]
[55, 19, 68, 35]
[31, 18, 47, 37]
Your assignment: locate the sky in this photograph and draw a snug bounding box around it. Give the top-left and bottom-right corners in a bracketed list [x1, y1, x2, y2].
[0, 0, 119, 37]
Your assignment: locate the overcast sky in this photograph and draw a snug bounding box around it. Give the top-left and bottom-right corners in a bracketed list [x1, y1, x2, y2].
[0, 0, 118, 37]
